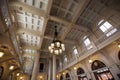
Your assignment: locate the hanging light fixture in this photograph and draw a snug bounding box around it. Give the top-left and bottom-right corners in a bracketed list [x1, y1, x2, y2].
[48, 26, 65, 55]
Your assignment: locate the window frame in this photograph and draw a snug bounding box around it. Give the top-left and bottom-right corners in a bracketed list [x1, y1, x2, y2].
[83, 37, 93, 50]
[73, 46, 78, 55]
[99, 21, 117, 37]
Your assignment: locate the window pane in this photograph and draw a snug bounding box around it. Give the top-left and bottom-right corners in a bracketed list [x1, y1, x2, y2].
[64, 57, 67, 62]
[104, 21, 112, 29]
[84, 38, 90, 46]
[87, 45, 93, 50]
[86, 38, 90, 45]
[106, 28, 117, 37]
[110, 28, 117, 34]
[84, 40, 88, 46]
[74, 48, 78, 54]
[100, 25, 107, 32]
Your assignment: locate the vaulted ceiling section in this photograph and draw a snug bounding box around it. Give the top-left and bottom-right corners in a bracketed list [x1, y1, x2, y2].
[8, 0, 119, 74]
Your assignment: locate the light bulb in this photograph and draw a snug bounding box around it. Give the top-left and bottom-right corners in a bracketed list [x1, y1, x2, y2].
[16, 73, 20, 76]
[9, 66, 14, 70]
[89, 59, 93, 64]
[54, 50, 59, 55]
[40, 76, 43, 79]
[118, 44, 120, 48]
[50, 49, 53, 53]
[0, 52, 4, 58]
[20, 76, 23, 79]
[56, 42, 60, 47]
[56, 75, 59, 78]
[48, 46, 51, 50]
[74, 67, 77, 70]
[62, 46, 65, 51]
[63, 72, 65, 75]
[59, 49, 62, 53]
[61, 44, 64, 47]
[51, 43, 54, 47]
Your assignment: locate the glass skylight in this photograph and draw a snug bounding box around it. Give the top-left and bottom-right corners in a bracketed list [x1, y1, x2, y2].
[99, 21, 117, 37]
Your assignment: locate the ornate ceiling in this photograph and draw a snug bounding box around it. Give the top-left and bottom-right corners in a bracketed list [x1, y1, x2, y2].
[8, 0, 118, 74]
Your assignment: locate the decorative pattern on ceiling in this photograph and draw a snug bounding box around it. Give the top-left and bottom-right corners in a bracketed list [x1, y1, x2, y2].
[8, 0, 111, 74]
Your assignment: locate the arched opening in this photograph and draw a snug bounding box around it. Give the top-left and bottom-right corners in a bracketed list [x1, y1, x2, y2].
[60, 75, 63, 80]
[118, 51, 120, 60]
[77, 67, 88, 80]
[66, 73, 71, 80]
[91, 60, 114, 80]
[0, 66, 4, 79]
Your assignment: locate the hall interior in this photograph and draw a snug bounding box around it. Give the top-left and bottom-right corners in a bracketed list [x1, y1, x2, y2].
[0, 0, 120, 80]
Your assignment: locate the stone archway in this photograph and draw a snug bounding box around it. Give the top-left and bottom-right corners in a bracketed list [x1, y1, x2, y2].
[91, 60, 114, 80]
[65, 73, 71, 80]
[0, 66, 4, 79]
[60, 75, 63, 80]
[77, 67, 88, 80]
[118, 51, 120, 60]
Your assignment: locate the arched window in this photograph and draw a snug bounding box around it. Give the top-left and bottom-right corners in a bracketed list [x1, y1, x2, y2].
[60, 75, 63, 80]
[91, 60, 114, 80]
[83, 38, 93, 50]
[118, 51, 120, 60]
[77, 67, 88, 80]
[0, 66, 4, 79]
[64, 56, 68, 62]
[66, 73, 71, 80]
[73, 46, 78, 55]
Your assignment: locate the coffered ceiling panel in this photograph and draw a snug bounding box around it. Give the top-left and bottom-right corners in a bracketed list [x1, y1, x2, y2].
[50, 0, 82, 21]
[41, 38, 51, 50]
[76, 0, 109, 28]
[19, 33, 40, 47]
[65, 28, 83, 41]
[64, 43, 74, 53]
[16, 11, 44, 32]
[44, 20, 65, 38]
[18, 0, 49, 11]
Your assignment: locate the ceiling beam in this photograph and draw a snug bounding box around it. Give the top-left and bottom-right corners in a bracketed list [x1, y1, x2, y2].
[22, 46, 50, 53]
[46, 0, 53, 14]
[49, 16, 69, 25]
[22, 45, 39, 50]
[17, 28, 42, 37]
[49, 16, 88, 32]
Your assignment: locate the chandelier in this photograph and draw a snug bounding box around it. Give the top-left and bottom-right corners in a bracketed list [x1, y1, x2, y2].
[48, 26, 65, 55]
